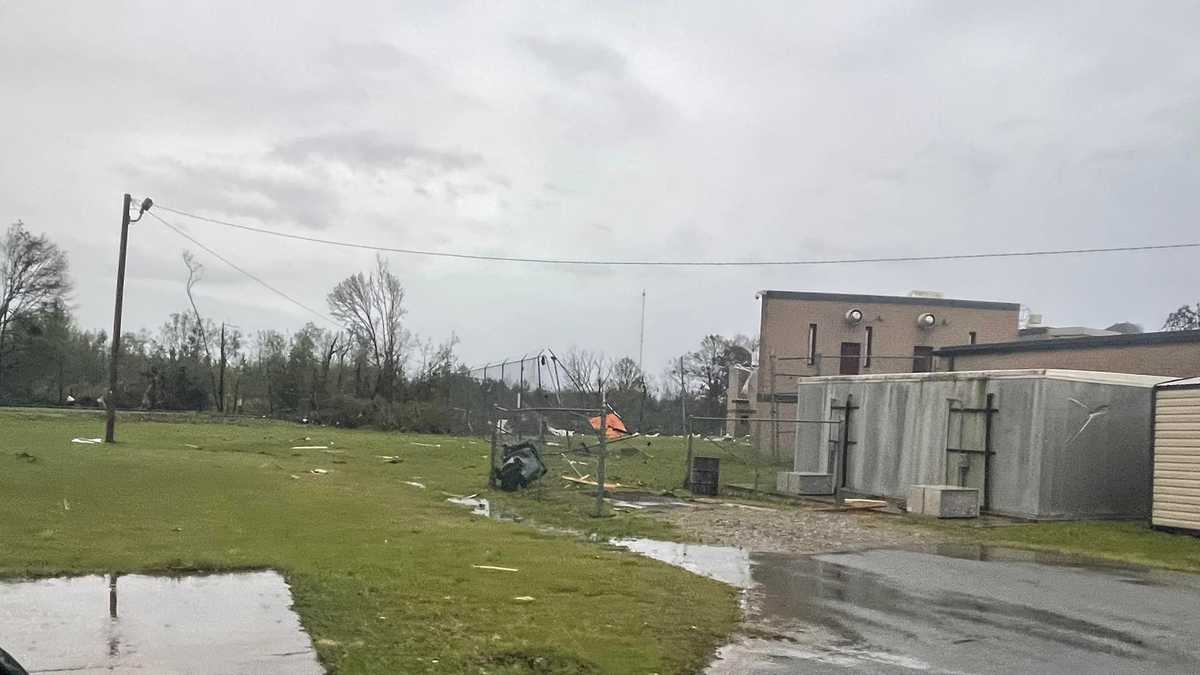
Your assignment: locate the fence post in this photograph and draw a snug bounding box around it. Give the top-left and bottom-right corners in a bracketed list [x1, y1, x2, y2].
[595, 404, 608, 517]
[837, 394, 854, 500]
[983, 392, 995, 512]
[488, 404, 500, 488]
[683, 416, 694, 488]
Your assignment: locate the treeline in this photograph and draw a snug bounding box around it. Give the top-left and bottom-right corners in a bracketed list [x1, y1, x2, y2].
[1, 220, 757, 434]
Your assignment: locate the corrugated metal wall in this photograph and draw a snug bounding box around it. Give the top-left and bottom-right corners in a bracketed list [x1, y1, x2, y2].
[1153, 385, 1200, 531]
[793, 371, 1161, 520]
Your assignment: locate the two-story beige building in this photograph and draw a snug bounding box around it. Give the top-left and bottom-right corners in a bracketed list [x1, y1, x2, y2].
[729, 290, 1021, 449]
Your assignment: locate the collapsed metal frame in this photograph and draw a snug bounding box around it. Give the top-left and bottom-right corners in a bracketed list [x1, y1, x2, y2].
[489, 403, 615, 517]
[684, 413, 848, 495]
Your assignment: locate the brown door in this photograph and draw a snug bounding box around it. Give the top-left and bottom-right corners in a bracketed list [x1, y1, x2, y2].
[912, 346, 934, 372]
[839, 342, 861, 375]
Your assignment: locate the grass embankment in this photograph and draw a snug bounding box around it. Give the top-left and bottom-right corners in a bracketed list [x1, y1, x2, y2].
[0, 410, 740, 674]
[917, 519, 1200, 574]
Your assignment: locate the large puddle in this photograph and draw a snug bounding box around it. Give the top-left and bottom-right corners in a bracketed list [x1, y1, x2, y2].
[0, 570, 323, 674]
[616, 540, 1200, 674]
[610, 539, 753, 588]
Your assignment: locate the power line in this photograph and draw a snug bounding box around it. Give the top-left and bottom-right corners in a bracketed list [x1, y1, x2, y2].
[147, 210, 343, 330]
[158, 202, 1200, 267]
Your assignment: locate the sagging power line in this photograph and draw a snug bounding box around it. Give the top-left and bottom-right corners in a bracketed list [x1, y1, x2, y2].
[157, 202, 1200, 268]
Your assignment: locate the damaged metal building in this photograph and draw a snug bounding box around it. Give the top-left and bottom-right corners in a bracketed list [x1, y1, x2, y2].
[786, 369, 1173, 520]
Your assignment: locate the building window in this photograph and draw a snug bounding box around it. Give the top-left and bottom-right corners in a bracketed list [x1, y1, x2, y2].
[807, 323, 818, 366]
[969, 331, 977, 345]
[864, 326, 874, 368]
[912, 346, 934, 373]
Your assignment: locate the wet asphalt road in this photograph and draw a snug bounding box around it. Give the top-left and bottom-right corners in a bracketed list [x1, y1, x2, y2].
[709, 545, 1200, 674]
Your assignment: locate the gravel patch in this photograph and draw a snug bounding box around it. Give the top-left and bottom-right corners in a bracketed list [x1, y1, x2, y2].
[658, 502, 946, 554]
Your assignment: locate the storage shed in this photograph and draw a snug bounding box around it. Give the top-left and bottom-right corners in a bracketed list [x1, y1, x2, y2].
[789, 369, 1173, 520]
[1153, 377, 1200, 532]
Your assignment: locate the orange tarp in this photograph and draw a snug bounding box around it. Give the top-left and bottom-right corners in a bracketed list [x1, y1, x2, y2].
[589, 412, 628, 439]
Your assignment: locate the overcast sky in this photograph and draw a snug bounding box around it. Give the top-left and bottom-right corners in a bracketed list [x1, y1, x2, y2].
[2, 1, 1198, 377]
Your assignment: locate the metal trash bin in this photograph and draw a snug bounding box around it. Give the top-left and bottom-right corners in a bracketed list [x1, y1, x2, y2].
[690, 456, 720, 496]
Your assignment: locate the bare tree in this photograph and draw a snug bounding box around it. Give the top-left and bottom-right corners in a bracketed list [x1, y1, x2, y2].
[182, 251, 221, 410]
[0, 222, 71, 385]
[610, 356, 644, 392]
[327, 254, 410, 401]
[558, 347, 611, 402]
[681, 334, 758, 417]
[1163, 303, 1200, 331]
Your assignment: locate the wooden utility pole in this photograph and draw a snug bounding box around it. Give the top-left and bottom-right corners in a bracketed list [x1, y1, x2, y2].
[218, 322, 226, 413]
[104, 194, 133, 443]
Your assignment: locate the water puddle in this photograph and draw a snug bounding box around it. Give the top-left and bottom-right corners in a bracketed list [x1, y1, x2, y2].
[0, 570, 322, 674]
[615, 540, 1200, 674]
[610, 538, 753, 588]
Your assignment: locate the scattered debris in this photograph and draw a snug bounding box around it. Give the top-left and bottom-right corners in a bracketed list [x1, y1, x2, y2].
[718, 501, 777, 512]
[843, 499, 889, 510]
[184, 443, 202, 449]
[411, 442, 441, 448]
[561, 475, 622, 491]
[447, 495, 491, 517]
[611, 496, 692, 510]
[289, 475, 300, 480]
[291, 445, 329, 450]
[512, 596, 535, 602]
[545, 441, 562, 447]
[71, 438, 102, 445]
[309, 468, 328, 475]
[62, 498, 70, 511]
[402, 481, 426, 489]
[13, 452, 37, 463]
[810, 498, 891, 512]
[472, 564, 519, 573]
[560, 453, 589, 478]
[496, 442, 547, 492]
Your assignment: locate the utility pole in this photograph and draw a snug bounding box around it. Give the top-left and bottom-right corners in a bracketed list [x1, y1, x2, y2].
[104, 195, 133, 443]
[637, 289, 646, 373]
[218, 322, 226, 413]
[105, 194, 151, 443]
[637, 289, 647, 432]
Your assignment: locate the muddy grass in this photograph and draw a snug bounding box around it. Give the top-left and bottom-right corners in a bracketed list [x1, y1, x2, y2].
[0, 410, 739, 674]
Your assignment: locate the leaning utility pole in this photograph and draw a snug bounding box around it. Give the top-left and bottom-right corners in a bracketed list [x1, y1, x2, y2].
[104, 195, 133, 443]
[105, 194, 151, 443]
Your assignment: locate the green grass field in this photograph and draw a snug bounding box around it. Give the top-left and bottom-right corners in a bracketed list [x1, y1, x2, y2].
[921, 519, 1200, 574]
[0, 410, 742, 674]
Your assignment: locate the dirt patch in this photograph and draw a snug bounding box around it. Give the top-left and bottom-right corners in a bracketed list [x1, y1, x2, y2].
[658, 502, 946, 554]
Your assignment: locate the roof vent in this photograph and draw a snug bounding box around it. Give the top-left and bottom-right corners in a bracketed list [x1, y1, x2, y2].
[845, 308, 864, 325]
